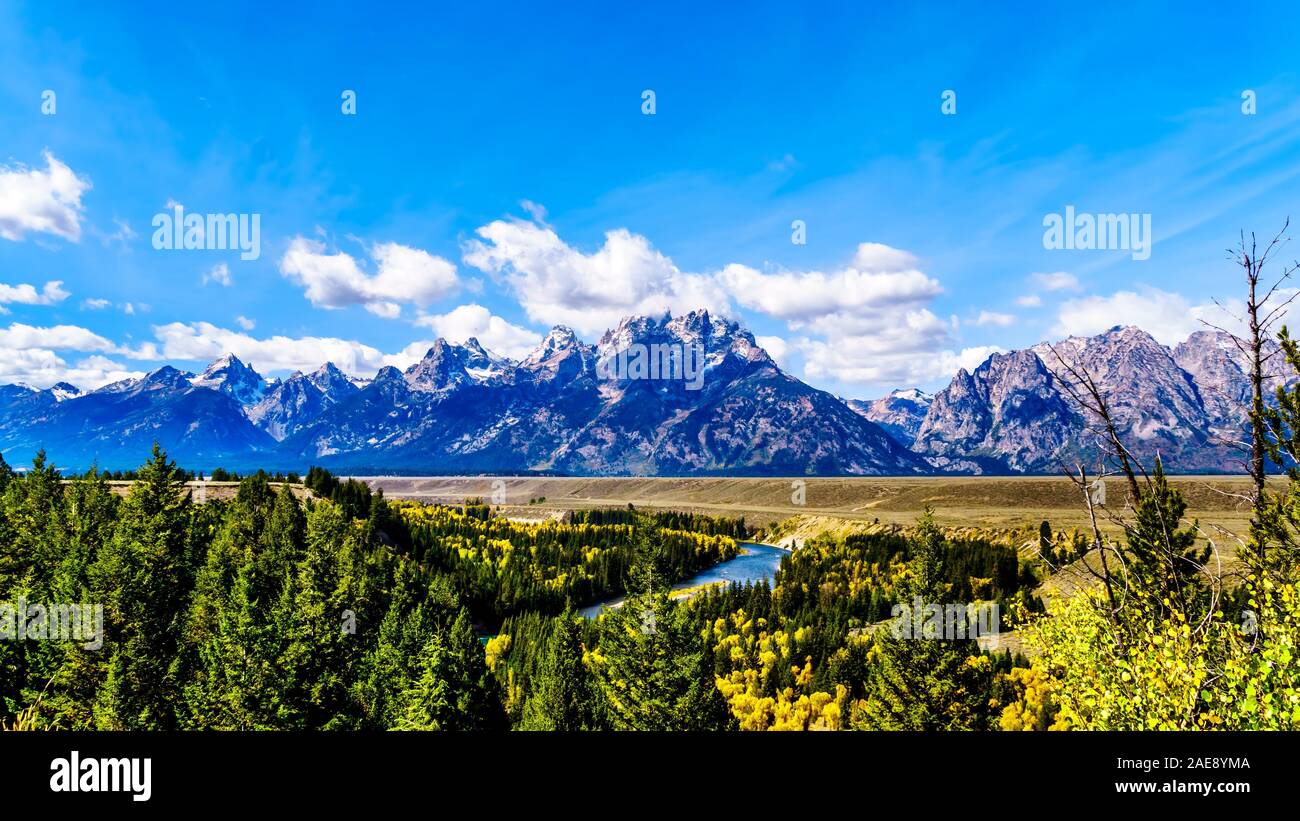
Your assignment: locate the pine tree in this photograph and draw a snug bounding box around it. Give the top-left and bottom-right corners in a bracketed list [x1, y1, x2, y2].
[393, 635, 451, 730]
[855, 508, 994, 730]
[1257, 326, 1300, 582]
[278, 501, 355, 728]
[1121, 457, 1209, 620]
[590, 515, 730, 730]
[441, 608, 508, 731]
[520, 606, 598, 730]
[93, 444, 192, 729]
[354, 559, 436, 728]
[42, 468, 120, 728]
[1, 450, 65, 594]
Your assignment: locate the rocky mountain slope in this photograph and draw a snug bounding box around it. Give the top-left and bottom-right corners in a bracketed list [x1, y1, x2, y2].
[0, 365, 275, 469]
[1, 317, 1286, 476]
[906, 326, 1290, 474]
[0, 311, 925, 476]
[845, 388, 932, 446]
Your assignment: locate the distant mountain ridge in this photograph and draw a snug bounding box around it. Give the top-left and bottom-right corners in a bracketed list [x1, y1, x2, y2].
[0, 318, 1282, 475]
[0, 310, 925, 476]
[845, 388, 933, 446]
[904, 325, 1291, 474]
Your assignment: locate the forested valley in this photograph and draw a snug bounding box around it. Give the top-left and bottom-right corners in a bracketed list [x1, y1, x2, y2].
[4, 403, 1300, 730]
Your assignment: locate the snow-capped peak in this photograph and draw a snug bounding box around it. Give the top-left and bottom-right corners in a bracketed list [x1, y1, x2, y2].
[49, 382, 83, 402]
[890, 388, 932, 405]
[190, 353, 269, 405]
[524, 326, 580, 362]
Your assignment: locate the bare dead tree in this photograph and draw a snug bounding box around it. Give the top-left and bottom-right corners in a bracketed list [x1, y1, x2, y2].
[1201, 218, 1300, 565]
[1045, 348, 1221, 634]
[1069, 462, 1122, 628]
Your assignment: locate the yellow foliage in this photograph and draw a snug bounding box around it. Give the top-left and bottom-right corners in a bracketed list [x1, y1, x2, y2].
[1005, 579, 1300, 730]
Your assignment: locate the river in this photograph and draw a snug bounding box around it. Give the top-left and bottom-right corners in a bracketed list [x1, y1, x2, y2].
[578, 541, 788, 619]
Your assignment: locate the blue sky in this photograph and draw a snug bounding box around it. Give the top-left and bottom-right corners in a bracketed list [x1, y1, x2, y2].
[3, 0, 1300, 398]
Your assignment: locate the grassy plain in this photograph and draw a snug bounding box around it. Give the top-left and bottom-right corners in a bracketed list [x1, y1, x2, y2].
[356, 474, 1276, 540]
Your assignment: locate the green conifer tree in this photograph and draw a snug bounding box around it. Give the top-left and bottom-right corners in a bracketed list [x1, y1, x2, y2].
[855, 508, 994, 730]
[520, 606, 598, 730]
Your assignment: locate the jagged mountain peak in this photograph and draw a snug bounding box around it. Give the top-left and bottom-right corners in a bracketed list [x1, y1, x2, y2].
[602, 309, 732, 343]
[664, 308, 748, 347]
[403, 337, 510, 391]
[915, 324, 1261, 473]
[190, 353, 269, 405]
[48, 382, 82, 402]
[404, 339, 459, 389]
[889, 387, 932, 404]
[523, 325, 583, 364]
[141, 365, 196, 390]
[518, 326, 595, 385]
[306, 361, 358, 392]
[2, 317, 1283, 476]
[207, 352, 242, 369]
[463, 336, 490, 358]
[598, 310, 760, 360]
[1173, 328, 1292, 428]
[1036, 324, 1164, 365]
[309, 361, 348, 380]
[846, 387, 934, 447]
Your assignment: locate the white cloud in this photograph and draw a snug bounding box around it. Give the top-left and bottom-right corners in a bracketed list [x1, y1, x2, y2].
[850, 242, 922, 272]
[718, 244, 941, 332]
[152, 321, 391, 376]
[462, 217, 731, 335]
[0, 349, 143, 390]
[1030, 271, 1080, 292]
[413, 303, 542, 360]
[794, 307, 976, 386]
[0, 320, 155, 388]
[0, 280, 70, 306]
[520, 200, 548, 223]
[800, 335, 1000, 385]
[109, 217, 136, 241]
[280, 237, 459, 318]
[0, 322, 152, 358]
[1051, 286, 1262, 345]
[946, 345, 1003, 374]
[380, 341, 438, 371]
[234, 315, 256, 331]
[0, 152, 90, 242]
[716, 241, 968, 387]
[81, 298, 111, 310]
[755, 335, 789, 367]
[1015, 294, 1043, 308]
[204, 262, 232, 287]
[975, 310, 1015, 327]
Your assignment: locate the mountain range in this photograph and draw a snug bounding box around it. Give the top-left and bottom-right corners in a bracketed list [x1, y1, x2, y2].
[857, 325, 1291, 474]
[0, 311, 924, 475]
[0, 312, 1283, 475]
